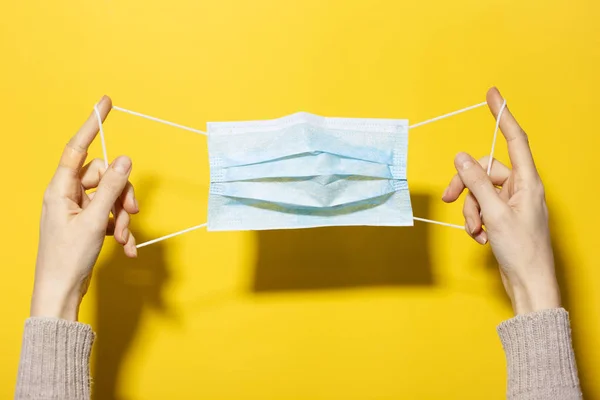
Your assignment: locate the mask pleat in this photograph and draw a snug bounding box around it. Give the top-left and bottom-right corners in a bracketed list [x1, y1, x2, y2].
[209, 123, 402, 167]
[207, 112, 410, 231]
[213, 152, 395, 182]
[211, 178, 406, 208]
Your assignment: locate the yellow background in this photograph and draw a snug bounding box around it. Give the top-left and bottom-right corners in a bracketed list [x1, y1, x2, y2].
[1, 1, 599, 399]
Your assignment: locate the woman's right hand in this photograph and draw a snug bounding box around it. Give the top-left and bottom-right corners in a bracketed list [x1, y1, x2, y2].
[442, 87, 561, 315]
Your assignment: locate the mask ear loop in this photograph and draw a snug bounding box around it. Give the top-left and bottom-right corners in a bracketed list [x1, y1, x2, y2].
[93, 106, 209, 248]
[136, 222, 208, 248]
[112, 106, 208, 136]
[486, 99, 507, 175]
[409, 99, 508, 230]
[93, 104, 110, 169]
[94, 104, 117, 219]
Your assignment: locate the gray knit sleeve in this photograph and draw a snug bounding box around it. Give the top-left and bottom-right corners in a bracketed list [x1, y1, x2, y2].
[497, 308, 582, 399]
[15, 317, 95, 400]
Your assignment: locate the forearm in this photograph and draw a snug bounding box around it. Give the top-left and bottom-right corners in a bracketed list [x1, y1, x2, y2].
[498, 308, 582, 399]
[15, 318, 95, 400]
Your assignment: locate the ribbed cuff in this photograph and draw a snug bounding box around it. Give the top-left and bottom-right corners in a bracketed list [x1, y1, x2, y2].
[497, 308, 581, 400]
[15, 317, 95, 400]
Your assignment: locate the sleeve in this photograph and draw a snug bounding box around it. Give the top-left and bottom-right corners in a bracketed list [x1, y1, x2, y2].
[497, 308, 582, 400]
[14, 317, 95, 400]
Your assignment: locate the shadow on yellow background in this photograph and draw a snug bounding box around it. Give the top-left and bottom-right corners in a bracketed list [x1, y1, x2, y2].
[87, 192, 591, 399]
[91, 194, 437, 399]
[252, 194, 434, 292]
[94, 235, 171, 400]
[2, 1, 599, 399]
[92, 180, 175, 400]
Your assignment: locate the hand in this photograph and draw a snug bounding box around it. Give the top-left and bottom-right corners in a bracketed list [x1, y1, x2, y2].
[31, 96, 139, 321]
[442, 87, 560, 315]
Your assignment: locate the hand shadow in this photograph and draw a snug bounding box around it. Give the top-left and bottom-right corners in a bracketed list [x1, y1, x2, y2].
[251, 193, 435, 292]
[92, 183, 175, 400]
[483, 213, 589, 398]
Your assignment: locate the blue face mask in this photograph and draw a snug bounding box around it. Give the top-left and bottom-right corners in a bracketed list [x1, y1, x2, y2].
[206, 112, 411, 231]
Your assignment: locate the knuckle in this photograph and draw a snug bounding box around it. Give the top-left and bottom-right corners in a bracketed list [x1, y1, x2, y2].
[535, 184, 546, 200]
[508, 130, 530, 146]
[477, 155, 490, 167]
[542, 202, 550, 220]
[521, 130, 530, 145]
[42, 186, 58, 206]
[92, 158, 106, 171]
[518, 134, 531, 151]
[525, 177, 546, 198]
[535, 179, 546, 196]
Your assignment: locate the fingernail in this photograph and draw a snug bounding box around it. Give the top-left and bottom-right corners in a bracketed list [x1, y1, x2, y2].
[97, 95, 107, 105]
[121, 228, 130, 243]
[113, 157, 132, 174]
[474, 231, 488, 245]
[134, 197, 139, 211]
[456, 153, 474, 170]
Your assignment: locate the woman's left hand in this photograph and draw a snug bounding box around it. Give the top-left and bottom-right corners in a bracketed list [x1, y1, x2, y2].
[31, 95, 138, 321]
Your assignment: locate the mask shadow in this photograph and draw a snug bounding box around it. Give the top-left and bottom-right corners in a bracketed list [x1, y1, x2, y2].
[251, 193, 434, 292]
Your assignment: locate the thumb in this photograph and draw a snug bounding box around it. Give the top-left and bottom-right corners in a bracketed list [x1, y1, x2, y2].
[454, 152, 505, 215]
[86, 156, 132, 219]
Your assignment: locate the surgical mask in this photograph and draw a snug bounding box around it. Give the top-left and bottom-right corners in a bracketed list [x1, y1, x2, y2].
[207, 112, 410, 231]
[96, 99, 506, 248]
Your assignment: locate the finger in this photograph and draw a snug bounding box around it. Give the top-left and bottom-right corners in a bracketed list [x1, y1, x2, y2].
[463, 192, 482, 235]
[81, 159, 138, 215]
[442, 174, 465, 203]
[80, 158, 107, 189]
[55, 96, 112, 178]
[85, 156, 132, 219]
[462, 194, 489, 245]
[123, 232, 138, 258]
[70, 95, 112, 153]
[84, 181, 134, 241]
[112, 200, 130, 245]
[121, 182, 139, 214]
[486, 87, 538, 180]
[473, 229, 488, 246]
[442, 156, 511, 203]
[453, 152, 506, 213]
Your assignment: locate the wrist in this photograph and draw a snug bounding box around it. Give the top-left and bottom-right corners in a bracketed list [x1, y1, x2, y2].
[510, 277, 561, 315]
[30, 282, 82, 321]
